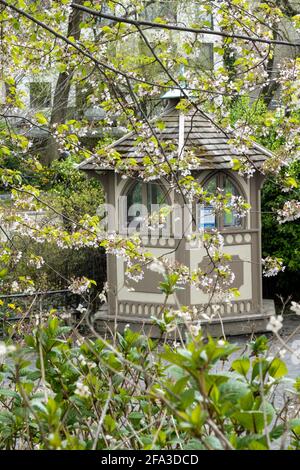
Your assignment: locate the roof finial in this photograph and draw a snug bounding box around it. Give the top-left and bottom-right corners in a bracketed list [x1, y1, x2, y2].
[161, 65, 187, 104]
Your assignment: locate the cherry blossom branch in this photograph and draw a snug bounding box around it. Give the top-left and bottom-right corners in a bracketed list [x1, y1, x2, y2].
[71, 3, 300, 47]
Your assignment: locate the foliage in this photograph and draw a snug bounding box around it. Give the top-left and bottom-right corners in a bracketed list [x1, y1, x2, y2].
[227, 96, 300, 299]
[1, 238, 106, 291]
[0, 317, 299, 450]
[44, 156, 104, 225]
[261, 162, 300, 299]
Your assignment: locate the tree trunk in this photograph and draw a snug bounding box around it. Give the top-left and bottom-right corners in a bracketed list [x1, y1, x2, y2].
[42, 0, 84, 165]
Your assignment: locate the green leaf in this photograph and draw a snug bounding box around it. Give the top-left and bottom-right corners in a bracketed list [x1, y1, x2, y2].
[231, 357, 250, 376]
[155, 120, 166, 131]
[183, 439, 204, 450]
[129, 412, 143, 421]
[204, 435, 223, 450]
[284, 176, 298, 189]
[159, 273, 180, 295]
[250, 336, 268, 355]
[268, 358, 288, 379]
[233, 410, 265, 432]
[183, 42, 193, 55]
[181, 389, 195, 409]
[251, 358, 269, 381]
[219, 379, 249, 404]
[0, 268, 8, 279]
[101, 25, 112, 34]
[239, 392, 254, 411]
[57, 63, 67, 73]
[48, 316, 59, 335]
[34, 112, 48, 125]
[104, 415, 116, 432]
[232, 158, 241, 171]
[287, 419, 300, 437]
[248, 440, 268, 450]
[270, 424, 285, 440]
[190, 404, 205, 426]
[0, 146, 11, 156]
[262, 402, 275, 425]
[0, 388, 19, 398]
[173, 376, 189, 395]
[0, 410, 15, 425]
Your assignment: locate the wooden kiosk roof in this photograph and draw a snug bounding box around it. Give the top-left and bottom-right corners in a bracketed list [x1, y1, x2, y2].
[78, 100, 273, 172]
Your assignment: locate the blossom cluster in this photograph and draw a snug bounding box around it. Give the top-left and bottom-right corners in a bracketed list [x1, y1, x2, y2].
[262, 256, 285, 277]
[291, 301, 300, 316]
[74, 379, 91, 399]
[0, 342, 16, 363]
[68, 277, 94, 295]
[277, 200, 300, 224]
[266, 315, 283, 334]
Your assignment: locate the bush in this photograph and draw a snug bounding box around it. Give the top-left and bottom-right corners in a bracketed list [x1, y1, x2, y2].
[0, 316, 299, 450]
[261, 166, 300, 301]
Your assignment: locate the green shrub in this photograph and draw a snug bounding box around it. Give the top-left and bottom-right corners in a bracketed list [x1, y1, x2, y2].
[0, 317, 299, 450]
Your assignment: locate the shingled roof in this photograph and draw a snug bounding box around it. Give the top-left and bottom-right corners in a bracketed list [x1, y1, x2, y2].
[78, 101, 273, 172]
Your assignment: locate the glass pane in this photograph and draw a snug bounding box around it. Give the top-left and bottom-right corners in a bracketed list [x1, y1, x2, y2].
[141, 1, 177, 22]
[199, 205, 216, 229]
[127, 182, 143, 229]
[223, 176, 242, 228]
[202, 174, 243, 229]
[204, 175, 217, 194]
[147, 183, 169, 231]
[127, 182, 167, 231]
[147, 183, 166, 209]
[128, 182, 142, 206]
[224, 176, 238, 196]
[200, 175, 217, 229]
[224, 210, 242, 227]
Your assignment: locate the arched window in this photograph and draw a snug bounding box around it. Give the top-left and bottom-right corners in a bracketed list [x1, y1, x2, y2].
[126, 181, 168, 231]
[199, 173, 245, 230]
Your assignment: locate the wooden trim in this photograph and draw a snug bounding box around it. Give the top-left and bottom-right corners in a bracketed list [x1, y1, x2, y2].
[250, 175, 263, 311]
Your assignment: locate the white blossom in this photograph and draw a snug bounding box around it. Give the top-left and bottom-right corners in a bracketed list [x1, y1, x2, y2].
[291, 301, 300, 316]
[28, 255, 45, 269]
[76, 304, 87, 314]
[190, 323, 202, 337]
[277, 200, 300, 224]
[148, 261, 165, 275]
[0, 342, 16, 363]
[11, 281, 20, 292]
[266, 315, 283, 334]
[262, 257, 285, 277]
[99, 282, 108, 303]
[74, 379, 91, 399]
[175, 310, 192, 321]
[69, 277, 91, 295]
[78, 354, 87, 367]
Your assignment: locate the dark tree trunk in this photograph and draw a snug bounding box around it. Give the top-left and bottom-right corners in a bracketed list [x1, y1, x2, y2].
[50, 1, 83, 125]
[42, 0, 84, 165]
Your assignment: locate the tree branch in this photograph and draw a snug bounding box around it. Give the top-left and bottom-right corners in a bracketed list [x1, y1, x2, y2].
[71, 2, 300, 47]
